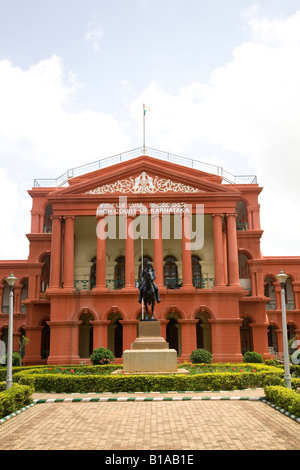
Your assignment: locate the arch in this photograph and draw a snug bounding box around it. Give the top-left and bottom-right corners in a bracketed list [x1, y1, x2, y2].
[191, 305, 216, 321]
[103, 305, 127, 321]
[264, 275, 277, 309]
[73, 307, 98, 322]
[161, 305, 186, 320]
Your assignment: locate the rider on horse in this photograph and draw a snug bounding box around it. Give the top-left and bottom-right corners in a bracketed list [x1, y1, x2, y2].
[138, 261, 161, 304]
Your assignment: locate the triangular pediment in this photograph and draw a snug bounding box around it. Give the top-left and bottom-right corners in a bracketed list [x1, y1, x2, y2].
[52, 155, 239, 197]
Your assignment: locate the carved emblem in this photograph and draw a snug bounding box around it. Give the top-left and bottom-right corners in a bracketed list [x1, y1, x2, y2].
[86, 172, 202, 194]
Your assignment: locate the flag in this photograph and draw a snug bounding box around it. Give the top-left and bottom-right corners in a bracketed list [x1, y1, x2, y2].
[143, 104, 150, 115]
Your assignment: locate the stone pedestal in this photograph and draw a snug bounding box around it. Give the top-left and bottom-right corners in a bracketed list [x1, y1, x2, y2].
[119, 320, 189, 375]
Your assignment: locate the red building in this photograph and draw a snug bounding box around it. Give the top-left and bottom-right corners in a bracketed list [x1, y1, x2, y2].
[0, 148, 299, 364]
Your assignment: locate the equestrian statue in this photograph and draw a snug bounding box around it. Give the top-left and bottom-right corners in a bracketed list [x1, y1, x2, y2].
[138, 261, 161, 320]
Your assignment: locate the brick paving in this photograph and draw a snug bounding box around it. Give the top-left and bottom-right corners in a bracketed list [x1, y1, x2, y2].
[0, 390, 299, 450]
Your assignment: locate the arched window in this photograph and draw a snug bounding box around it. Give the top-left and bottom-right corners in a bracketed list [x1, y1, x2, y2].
[192, 255, 202, 288]
[164, 256, 179, 288]
[41, 255, 50, 292]
[238, 253, 251, 293]
[44, 204, 53, 233]
[264, 276, 276, 310]
[114, 256, 125, 289]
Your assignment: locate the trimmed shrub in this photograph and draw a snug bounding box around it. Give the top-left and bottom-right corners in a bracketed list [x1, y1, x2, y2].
[0, 383, 33, 419]
[13, 364, 284, 393]
[243, 351, 264, 363]
[190, 349, 213, 364]
[90, 347, 115, 365]
[264, 385, 300, 417]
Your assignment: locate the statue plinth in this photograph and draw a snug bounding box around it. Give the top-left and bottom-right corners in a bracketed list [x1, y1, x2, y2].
[118, 320, 189, 375]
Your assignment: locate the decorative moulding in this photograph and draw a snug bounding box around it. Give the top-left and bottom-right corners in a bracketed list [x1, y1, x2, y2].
[85, 172, 203, 195]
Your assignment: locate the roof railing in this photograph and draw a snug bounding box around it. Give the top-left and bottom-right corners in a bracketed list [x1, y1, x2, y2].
[33, 146, 257, 187]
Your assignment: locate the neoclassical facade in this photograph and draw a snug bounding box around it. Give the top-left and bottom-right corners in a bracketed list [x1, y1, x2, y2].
[0, 148, 299, 364]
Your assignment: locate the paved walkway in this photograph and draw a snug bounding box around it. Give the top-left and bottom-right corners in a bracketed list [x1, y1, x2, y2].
[0, 389, 299, 450]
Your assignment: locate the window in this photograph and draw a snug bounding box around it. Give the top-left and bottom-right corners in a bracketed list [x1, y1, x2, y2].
[164, 256, 179, 288]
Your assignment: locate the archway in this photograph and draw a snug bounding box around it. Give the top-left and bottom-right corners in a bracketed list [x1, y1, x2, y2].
[195, 311, 212, 352]
[79, 313, 93, 358]
[166, 312, 181, 355]
[41, 321, 50, 359]
[268, 324, 278, 353]
[107, 312, 123, 358]
[240, 317, 253, 354]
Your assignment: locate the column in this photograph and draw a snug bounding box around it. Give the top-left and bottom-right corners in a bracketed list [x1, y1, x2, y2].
[212, 214, 225, 286]
[63, 216, 75, 289]
[226, 213, 240, 286]
[251, 323, 271, 359]
[152, 214, 164, 289]
[91, 320, 110, 349]
[178, 319, 198, 360]
[13, 286, 21, 313]
[49, 215, 62, 289]
[120, 320, 139, 350]
[181, 214, 193, 289]
[95, 216, 107, 291]
[125, 216, 136, 290]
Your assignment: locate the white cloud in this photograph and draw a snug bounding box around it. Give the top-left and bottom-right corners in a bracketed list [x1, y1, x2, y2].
[130, 9, 300, 256]
[85, 21, 104, 51]
[0, 55, 131, 174]
[0, 169, 30, 260]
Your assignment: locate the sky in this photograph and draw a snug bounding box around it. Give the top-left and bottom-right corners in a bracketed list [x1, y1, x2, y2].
[0, 0, 300, 260]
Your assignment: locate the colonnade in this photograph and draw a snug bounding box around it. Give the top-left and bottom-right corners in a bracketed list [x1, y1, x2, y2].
[48, 212, 241, 291]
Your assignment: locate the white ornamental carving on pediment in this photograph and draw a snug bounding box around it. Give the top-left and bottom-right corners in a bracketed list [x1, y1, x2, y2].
[85, 172, 203, 194]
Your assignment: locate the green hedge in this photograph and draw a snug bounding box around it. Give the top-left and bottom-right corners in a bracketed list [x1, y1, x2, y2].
[13, 366, 284, 393]
[0, 383, 33, 419]
[264, 385, 300, 417]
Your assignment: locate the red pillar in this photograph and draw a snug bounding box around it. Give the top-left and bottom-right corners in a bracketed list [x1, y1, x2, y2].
[178, 319, 198, 360]
[120, 320, 139, 351]
[212, 214, 225, 286]
[91, 320, 110, 349]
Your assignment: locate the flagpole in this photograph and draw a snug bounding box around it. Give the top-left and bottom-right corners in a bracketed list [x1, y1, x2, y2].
[141, 236, 144, 320]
